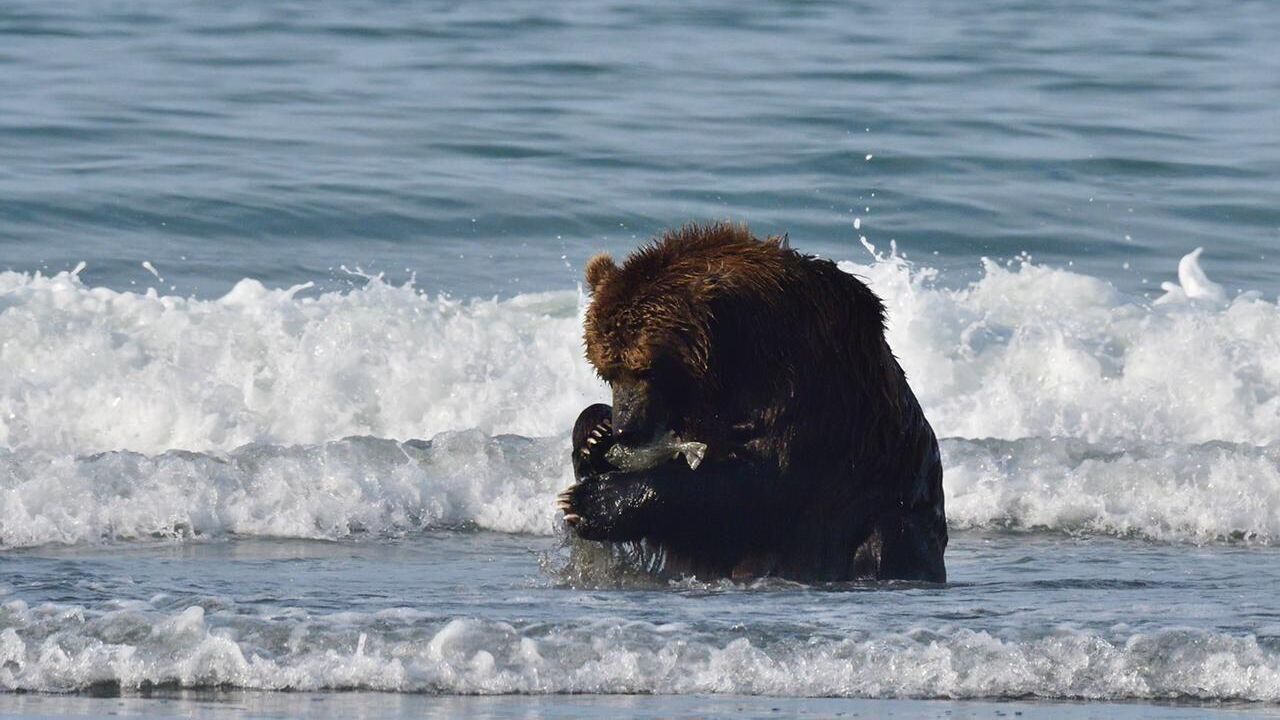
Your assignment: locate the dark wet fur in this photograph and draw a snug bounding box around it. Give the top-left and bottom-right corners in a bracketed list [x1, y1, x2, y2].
[562, 223, 947, 583]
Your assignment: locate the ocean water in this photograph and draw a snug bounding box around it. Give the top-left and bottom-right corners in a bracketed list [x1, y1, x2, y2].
[2, 0, 1279, 717]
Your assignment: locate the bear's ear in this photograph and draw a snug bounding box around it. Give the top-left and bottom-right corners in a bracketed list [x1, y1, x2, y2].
[584, 252, 618, 293]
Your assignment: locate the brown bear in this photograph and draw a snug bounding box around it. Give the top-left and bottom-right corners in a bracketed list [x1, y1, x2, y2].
[558, 222, 946, 582]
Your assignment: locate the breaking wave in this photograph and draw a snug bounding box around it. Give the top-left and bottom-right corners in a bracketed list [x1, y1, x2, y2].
[1, 434, 1277, 548]
[2, 600, 1279, 700]
[0, 248, 1276, 547]
[0, 270, 603, 455]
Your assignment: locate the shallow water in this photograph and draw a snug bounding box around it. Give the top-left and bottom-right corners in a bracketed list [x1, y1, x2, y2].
[1, 0, 1279, 714]
[3, 532, 1280, 701]
[4, 694, 1278, 720]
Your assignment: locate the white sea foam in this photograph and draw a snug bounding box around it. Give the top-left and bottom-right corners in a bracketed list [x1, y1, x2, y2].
[1, 249, 1275, 457]
[0, 250, 1277, 547]
[1, 601, 1278, 700]
[1155, 246, 1228, 305]
[0, 271, 605, 455]
[943, 438, 1280, 543]
[1, 434, 1276, 548]
[842, 244, 1279, 446]
[0, 434, 569, 547]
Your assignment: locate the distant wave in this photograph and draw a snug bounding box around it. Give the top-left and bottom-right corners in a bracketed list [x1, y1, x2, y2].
[2, 601, 1279, 701]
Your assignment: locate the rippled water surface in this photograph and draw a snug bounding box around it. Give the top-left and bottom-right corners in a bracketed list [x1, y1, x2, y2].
[2, 0, 1277, 296]
[2, 532, 1279, 699]
[1, 0, 1278, 716]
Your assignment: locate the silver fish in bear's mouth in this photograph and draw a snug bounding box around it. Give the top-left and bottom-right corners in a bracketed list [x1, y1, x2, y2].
[604, 432, 708, 472]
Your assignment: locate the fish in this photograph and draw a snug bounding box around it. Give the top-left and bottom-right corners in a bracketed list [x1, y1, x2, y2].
[604, 432, 708, 472]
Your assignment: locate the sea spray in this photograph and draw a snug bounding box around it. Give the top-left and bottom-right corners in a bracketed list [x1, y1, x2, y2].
[0, 271, 606, 455]
[2, 248, 1275, 458]
[1, 250, 1278, 548]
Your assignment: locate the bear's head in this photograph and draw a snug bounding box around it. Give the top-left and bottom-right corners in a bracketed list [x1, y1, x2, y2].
[581, 223, 795, 447]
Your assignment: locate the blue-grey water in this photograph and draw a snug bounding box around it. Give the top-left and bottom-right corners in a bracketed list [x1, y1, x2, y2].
[3, 0, 1277, 297]
[1, 1, 1279, 717]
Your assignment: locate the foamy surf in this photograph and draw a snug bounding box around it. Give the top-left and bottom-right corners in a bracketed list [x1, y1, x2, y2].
[0, 248, 1277, 548]
[0, 271, 606, 455]
[0, 249, 1274, 545]
[1, 600, 1278, 701]
[1, 433, 1276, 548]
[844, 244, 1279, 446]
[2, 250, 1278, 720]
[0, 433, 569, 547]
[1, 247, 1274, 458]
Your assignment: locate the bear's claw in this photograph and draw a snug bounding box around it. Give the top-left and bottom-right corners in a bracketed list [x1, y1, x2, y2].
[585, 420, 609, 446]
[557, 484, 582, 526]
[556, 488, 575, 513]
[571, 403, 616, 479]
[557, 472, 653, 542]
[558, 483, 587, 530]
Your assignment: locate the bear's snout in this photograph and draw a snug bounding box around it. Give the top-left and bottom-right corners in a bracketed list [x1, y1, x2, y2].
[610, 379, 664, 445]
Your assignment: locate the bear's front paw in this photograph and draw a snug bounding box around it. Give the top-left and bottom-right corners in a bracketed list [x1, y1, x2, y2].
[556, 472, 652, 542]
[571, 403, 615, 479]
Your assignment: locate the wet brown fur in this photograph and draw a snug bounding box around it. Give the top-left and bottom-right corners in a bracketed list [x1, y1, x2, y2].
[584, 222, 904, 469]
[571, 222, 947, 581]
